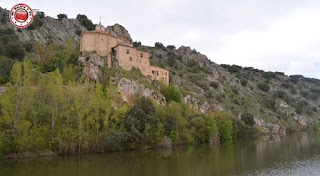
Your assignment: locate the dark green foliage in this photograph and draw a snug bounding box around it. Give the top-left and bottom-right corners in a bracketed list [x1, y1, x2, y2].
[257, 82, 270, 92]
[164, 115, 176, 132]
[26, 15, 43, 30]
[274, 90, 292, 104]
[124, 96, 159, 134]
[210, 81, 219, 89]
[76, 14, 95, 31]
[24, 41, 34, 52]
[0, 28, 14, 35]
[0, 56, 15, 84]
[275, 72, 285, 76]
[98, 131, 129, 152]
[160, 84, 182, 103]
[290, 88, 297, 94]
[240, 79, 248, 86]
[295, 100, 311, 115]
[0, 130, 17, 154]
[214, 112, 233, 142]
[312, 107, 318, 112]
[166, 45, 176, 50]
[57, 14, 67, 20]
[310, 93, 319, 101]
[311, 88, 320, 95]
[289, 75, 303, 83]
[221, 64, 242, 73]
[4, 41, 25, 60]
[281, 82, 293, 89]
[232, 119, 258, 138]
[155, 42, 166, 50]
[37, 11, 45, 19]
[262, 72, 277, 79]
[263, 96, 276, 110]
[75, 29, 82, 35]
[0, 34, 19, 44]
[241, 113, 255, 126]
[133, 41, 141, 47]
[300, 90, 310, 97]
[167, 52, 177, 67]
[186, 60, 198, 68]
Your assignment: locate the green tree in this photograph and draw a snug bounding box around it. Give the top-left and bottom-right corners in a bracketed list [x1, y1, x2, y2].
[241, 113, 255, 126]
[214, 112, 233, 142]
[57, 14, 68, 20]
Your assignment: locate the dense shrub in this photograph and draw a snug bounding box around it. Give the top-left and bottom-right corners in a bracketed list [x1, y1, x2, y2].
[133, 41, 141, 47]
[24, 41, 34, 52]
[214, 112, 233, 142]
[57, 14, 68, 20]
[240, 79, 248, 86]
[155, 42, 166, 50]
[37, 11, 45, 19]
[263, 96, 276, 110]
[160, 84, 182, 103]
[75, 29, 82, 35]
[232, 119, 259, 138]
[257, 82, 270, 92]
[0, 56, 15, 84]
[300, 90, 310, 97]
[166, 45, 176, 50]
[262, 72, 277, 79]
[289, 75, 303, 83]
[241, 113, 255, 126]
[4, 41, 25, 60]
[98, 131, 129, 152]
[123, 96, 160, 143]
[281, 82, 293, 89]
[210, 81, 219, 89]
[26, 15, 43, 30]
[76, 14, 95, 31]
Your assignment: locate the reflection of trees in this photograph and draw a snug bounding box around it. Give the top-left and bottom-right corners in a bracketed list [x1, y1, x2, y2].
[1, 132, 319, 176]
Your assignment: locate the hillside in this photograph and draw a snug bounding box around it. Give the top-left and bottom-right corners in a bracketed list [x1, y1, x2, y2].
[0, 7, 319, 155]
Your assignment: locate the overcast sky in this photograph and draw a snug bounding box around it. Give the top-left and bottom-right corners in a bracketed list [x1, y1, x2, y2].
[2, 0, 320, 79]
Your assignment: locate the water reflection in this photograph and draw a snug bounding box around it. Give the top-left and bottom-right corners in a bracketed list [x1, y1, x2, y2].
[1, 132, 320, 176]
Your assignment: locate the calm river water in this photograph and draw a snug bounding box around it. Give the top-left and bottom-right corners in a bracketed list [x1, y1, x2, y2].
[1, 132, 320, 176]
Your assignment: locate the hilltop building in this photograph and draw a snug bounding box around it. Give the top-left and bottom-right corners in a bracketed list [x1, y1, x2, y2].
[80, 24, 169, 84]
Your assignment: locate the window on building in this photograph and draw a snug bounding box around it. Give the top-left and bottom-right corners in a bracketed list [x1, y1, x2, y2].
[130, 57, 132, 61]
[140, 53, 143, 57]
[101, 39, 104, 43]
[157, 71, 159, 76]
[165, 72, 167, 76]
[145, 62, 146, 64]
[152, 70, 156, 74]
[126, 49, 129, 54]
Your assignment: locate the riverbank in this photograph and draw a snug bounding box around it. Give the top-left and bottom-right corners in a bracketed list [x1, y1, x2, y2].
[1, 132, 319, 176]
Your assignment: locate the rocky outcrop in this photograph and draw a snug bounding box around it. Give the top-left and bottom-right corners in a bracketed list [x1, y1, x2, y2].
[78, 53, 105, 82]
[0, 7, 84, 44]
[106, 23, 133, 43]
[117, 78, 166, 105]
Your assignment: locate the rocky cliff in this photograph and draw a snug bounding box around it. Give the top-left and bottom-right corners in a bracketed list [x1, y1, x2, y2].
[1, 7, 319, 134]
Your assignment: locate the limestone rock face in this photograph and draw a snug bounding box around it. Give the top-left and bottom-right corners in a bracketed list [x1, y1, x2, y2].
[118, 78, 166, 104]
[78, 53, 105, 82]
[0, 7, 84, 44]
[106, 23, 133, 43]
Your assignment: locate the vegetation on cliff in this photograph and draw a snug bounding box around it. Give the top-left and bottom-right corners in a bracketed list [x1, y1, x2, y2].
[0, 10, 319, 157]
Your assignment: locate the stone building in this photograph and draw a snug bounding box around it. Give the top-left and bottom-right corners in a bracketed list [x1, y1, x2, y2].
[80, 24, 169, 84]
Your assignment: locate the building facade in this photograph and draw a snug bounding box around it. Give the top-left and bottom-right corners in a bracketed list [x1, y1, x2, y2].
[80, 25, 169, 84]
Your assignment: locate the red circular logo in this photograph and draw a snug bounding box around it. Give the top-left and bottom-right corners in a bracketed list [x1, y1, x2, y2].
[9, 4, 33, 28]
